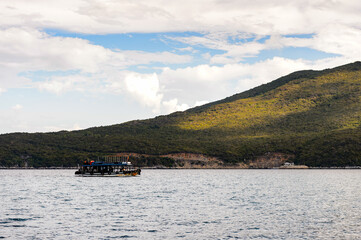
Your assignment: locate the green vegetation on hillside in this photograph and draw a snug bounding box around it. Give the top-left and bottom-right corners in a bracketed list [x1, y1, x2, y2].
[1, 62, 361, 168]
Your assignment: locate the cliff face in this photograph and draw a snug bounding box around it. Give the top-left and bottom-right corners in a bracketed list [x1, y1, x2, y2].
[106, 152, 293, 169]
[108, 152, 227, 168]
[161, 153, 226, 168]
[248, 152, 294, 168]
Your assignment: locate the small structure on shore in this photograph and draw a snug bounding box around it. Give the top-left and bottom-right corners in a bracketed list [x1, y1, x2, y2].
[280, 162, 308, 169]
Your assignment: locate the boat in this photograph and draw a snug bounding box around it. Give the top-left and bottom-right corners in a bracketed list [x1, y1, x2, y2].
[75, 156, 141, 177]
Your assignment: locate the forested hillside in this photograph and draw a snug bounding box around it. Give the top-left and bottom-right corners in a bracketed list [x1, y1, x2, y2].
[1, 62, 361, 168]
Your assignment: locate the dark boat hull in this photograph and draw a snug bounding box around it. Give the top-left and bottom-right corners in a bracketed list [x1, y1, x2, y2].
[75, 169, 141, 177]
[76, 173, 140, 177]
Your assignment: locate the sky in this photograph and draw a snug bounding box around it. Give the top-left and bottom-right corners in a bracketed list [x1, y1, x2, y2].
[0, 0, 361, 134]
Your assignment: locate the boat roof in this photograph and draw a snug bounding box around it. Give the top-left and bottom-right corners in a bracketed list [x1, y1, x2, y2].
[82, 161, 132, 167]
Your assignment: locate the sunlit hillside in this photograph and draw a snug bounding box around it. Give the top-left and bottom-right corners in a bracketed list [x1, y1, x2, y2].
[1, 62, 361, 168]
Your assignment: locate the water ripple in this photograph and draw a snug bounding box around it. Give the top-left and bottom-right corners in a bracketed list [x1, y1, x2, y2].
[0, 169, 360, 239]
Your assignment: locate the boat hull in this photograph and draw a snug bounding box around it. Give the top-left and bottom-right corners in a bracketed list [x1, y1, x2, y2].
[76, 172, 140, 177]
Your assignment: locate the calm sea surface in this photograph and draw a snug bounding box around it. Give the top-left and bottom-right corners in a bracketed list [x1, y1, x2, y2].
[0, 169, 360, 239]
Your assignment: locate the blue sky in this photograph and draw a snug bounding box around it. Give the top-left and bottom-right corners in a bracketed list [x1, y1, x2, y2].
[0, 0, 360, 133]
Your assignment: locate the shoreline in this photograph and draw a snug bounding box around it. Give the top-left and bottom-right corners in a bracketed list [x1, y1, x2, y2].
[1, 166, 360, 170]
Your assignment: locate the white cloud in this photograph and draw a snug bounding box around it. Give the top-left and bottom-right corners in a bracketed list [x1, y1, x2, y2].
[168, 32, 263, 64]
[162, 98, 189, 113]
[160, 64, 234, 104]
[171, 24, 361, 65]
[176, 46, 194, 52]
[194, 100, 209, 107]
[37, 75, 90, 95]
[161, 64, 228, 83]
[234, 58, 311, 91]
[44, 123, 82, 132]
[259, 25, 361, 59]
[1, 0, 360, 34]
[117, 50, 192, 66]
[0, 27, 109, 72]
[312, 25, 361, 58]
[202, 52, 211, 60]
[0, 27, 192, 95]
[0, 28, 191, 72]
[158, 56, 359, 107]
[12, 104, 23, 110]
[124, 72, 163, 112]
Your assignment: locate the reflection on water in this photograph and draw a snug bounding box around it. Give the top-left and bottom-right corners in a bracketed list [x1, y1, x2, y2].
[0, 169, 360, 239]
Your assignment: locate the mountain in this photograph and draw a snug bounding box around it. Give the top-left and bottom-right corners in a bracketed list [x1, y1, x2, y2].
[1, 62, 361, 168]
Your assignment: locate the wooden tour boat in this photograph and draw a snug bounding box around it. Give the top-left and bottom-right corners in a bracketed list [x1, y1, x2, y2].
[75, 156, 141, 177]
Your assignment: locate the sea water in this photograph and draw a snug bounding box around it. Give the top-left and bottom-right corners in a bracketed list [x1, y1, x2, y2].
[0, 169, 360, 239]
